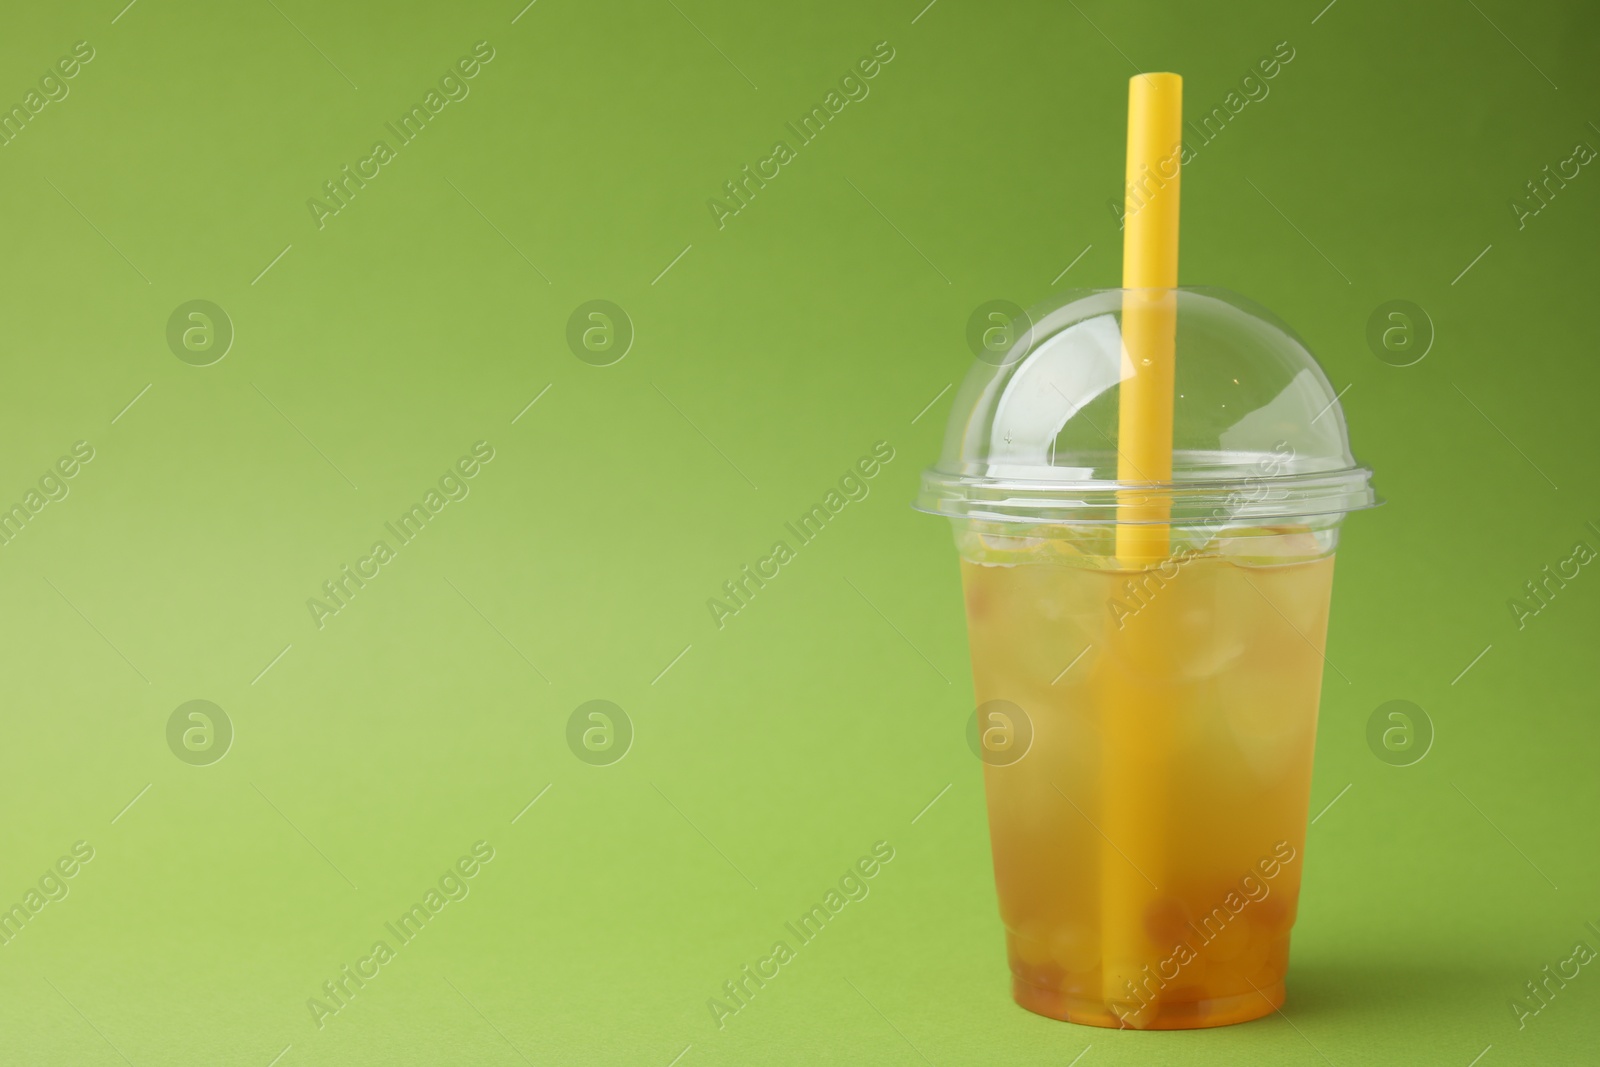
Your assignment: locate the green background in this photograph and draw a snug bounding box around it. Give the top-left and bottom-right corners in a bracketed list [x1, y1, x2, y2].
[1, 0, 1596, 1063]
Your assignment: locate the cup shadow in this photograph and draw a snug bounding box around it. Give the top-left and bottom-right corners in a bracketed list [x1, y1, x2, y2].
[1283, 955, 1511, 1026]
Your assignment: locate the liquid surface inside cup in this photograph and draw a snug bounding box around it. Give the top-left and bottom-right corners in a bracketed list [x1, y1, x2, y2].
[958, 520, 1334, 1030]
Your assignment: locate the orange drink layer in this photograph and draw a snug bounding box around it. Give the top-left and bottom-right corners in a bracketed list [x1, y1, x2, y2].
[959, 522, 1332, 1029]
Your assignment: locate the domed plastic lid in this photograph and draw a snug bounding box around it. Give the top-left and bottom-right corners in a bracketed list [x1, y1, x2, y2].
[916, 288, 1378, 527]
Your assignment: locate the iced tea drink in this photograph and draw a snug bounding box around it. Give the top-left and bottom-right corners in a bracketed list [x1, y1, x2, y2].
[959, 520, 1335, 1029]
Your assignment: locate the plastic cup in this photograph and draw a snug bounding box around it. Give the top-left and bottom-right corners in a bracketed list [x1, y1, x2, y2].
[917, 288, 1377, 1029]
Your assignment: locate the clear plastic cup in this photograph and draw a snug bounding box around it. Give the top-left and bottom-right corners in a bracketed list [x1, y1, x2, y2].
[917, 288, 1377, 1029]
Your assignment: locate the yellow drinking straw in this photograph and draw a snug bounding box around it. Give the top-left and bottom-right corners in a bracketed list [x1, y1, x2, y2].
[1100, 71, 1182, 1027]
[1117, 72, 1181, 554]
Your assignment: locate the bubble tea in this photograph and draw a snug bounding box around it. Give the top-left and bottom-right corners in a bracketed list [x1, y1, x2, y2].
[917, 288, 1376, 1028]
